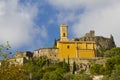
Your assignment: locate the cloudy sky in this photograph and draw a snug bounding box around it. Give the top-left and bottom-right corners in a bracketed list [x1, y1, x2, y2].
[0, 0, 120, 53]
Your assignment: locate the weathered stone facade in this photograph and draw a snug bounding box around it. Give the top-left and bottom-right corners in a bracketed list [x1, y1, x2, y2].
[33, 48, 58, 60]
[6, 51, 33, 65]
[64, 57, 106, 74]
[7, 57, 28, 65]
[14, 51, 33, 60]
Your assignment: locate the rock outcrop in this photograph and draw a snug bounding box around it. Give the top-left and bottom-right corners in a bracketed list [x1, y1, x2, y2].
[72, 30, 116, 51]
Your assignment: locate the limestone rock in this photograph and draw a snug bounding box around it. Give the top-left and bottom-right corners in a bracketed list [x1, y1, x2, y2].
[73, 30, 116, 51]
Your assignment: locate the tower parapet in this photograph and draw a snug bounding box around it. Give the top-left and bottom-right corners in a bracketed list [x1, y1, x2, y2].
[90, 30, 95, 37]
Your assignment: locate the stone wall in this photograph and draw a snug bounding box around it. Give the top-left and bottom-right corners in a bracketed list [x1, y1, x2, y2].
[33, 48, 58, 60]
[14, 51, 33, 60]
[64, 58, 106, 74]
[85, 30, 95, 37]
[7, 57, 28, 65]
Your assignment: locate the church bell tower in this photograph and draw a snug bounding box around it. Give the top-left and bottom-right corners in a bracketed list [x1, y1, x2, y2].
[60, 24, 68, 41]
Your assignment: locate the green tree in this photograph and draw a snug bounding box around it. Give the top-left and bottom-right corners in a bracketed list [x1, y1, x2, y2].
[73, 73, 92, 80]
[62, 59, 70, 72]
[90, 64, 103, 75]
[0, 42, 28, 80]
[23, 58, 49, 80]
[43, 66, 65, 80]
[109, 65, 120, 80]
[104, 47, 120, 57]
[105, 55, 120, 75]
[23, 57, 71, 80]
[0, 62, 29, 80]
[67, 56, 70, 72]
[102, 75, 109, 80]
[72, 61, 76, 74]
[53, 38, 57, 48]
[0, 41, 11, 60]
[36, 57, 47, 67]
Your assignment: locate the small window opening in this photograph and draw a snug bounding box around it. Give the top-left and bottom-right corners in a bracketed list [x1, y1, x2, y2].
[63, 33, 65, 37]
[67, 45, 70, 49]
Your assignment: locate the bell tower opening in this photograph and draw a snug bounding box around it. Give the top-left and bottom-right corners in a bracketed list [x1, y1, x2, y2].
[60, 24, 68, 41]
[63, 33, 65, 37]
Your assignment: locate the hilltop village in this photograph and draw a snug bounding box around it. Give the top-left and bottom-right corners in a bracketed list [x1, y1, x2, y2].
[2, 24, 117, 80]
[8, 24, 116, 65]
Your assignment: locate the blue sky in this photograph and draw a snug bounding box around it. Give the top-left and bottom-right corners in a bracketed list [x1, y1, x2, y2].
[0, 0, 120, 53]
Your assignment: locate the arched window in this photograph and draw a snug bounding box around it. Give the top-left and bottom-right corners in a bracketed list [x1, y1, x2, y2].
[63, 33, 65, 37]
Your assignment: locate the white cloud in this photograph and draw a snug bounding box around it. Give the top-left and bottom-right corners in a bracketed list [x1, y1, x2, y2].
[55, 12, 79, 24]
[48, 0, 118, 10]
[0, 0, 48, 49]
[72, 1, 120, 46]
[48, 0, 92, 10]
[48, 0, 120, 46]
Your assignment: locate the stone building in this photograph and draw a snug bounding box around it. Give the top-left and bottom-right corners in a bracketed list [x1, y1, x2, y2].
[6, 51, 33, 65]
[7, 57, 28, 65]
[14, 51, 33, 60]
[33, 48, 58, 60]
[57, 24, 97, 59]
[33, 24, 115, 60]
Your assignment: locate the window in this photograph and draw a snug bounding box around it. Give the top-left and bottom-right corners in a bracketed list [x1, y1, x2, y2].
[63, 33, 65, 37]
[67, 45, 70, 49]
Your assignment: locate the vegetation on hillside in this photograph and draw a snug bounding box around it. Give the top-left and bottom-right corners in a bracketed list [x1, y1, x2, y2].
[1, 41, 120, 80]
[90, 47, 120, 80]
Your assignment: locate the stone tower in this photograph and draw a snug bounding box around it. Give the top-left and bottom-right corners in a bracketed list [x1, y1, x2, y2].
[90, 30, 95, 37]
[60, 24, 68, 41]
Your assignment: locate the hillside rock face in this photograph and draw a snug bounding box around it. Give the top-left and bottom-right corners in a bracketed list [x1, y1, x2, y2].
[94, 35, 116, 50]
[73, 30, 116, 51]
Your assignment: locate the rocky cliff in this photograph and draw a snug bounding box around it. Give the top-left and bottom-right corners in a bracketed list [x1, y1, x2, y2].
[73, 30, 116, 51]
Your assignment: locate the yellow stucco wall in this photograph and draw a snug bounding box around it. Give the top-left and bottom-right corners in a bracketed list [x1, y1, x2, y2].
[57, 41, 96, 59]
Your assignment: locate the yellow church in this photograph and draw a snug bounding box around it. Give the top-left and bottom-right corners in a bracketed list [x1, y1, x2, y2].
[57, 24, 96, 59]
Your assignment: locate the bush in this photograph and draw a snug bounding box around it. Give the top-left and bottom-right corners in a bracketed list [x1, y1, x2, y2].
[90, 64, 103, 75]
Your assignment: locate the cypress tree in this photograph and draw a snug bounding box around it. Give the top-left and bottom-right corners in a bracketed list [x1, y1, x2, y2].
[67, 56, 70, 72]
[53, 38, 57, 48]
[63, 58, 66, 69]
[73, 61, 76, 74]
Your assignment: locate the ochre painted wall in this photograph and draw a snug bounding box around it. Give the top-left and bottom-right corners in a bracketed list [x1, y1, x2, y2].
[57, 41, 96, 59]
[77, 50, 95, 58]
